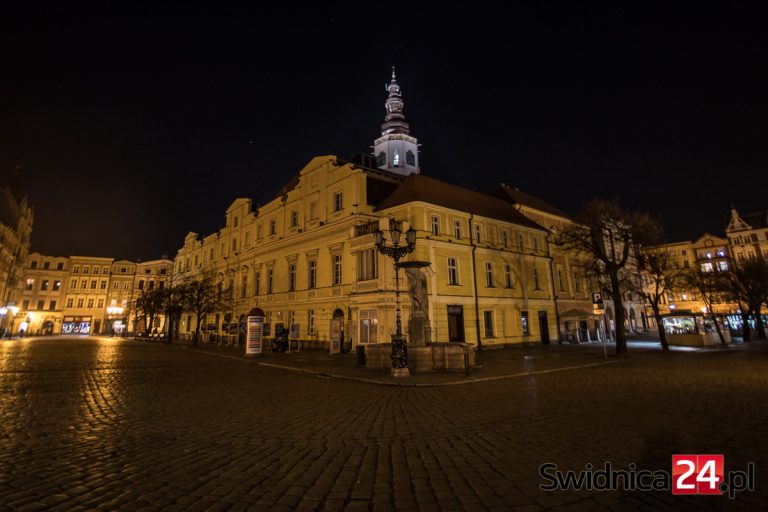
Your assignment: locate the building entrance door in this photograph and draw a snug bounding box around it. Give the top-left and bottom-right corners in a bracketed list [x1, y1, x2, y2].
[538, 311, 550, 345]
[447, 305, 465, 342]
[93, 319, 101, 335]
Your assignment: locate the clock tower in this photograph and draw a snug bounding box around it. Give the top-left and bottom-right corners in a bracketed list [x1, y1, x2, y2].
[373, 68, 419, 175]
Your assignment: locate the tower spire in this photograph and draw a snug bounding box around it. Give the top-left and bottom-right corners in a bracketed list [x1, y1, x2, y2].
[372, 68, 419, 175]
[382, 67, 409, 136]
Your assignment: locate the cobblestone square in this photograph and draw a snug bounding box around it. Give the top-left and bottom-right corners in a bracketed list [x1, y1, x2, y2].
[1, 337, 767, 511]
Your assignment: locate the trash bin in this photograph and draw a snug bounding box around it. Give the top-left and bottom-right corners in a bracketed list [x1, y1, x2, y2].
[356, 345, 366, 367]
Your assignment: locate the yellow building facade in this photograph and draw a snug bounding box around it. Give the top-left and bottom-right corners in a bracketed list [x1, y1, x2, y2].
[174, 155, 559, 349]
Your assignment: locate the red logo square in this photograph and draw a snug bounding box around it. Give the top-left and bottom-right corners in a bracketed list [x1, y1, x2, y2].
[672, 454, 724, 495]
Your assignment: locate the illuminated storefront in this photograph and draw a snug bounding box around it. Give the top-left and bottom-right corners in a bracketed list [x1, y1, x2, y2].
[62, 316, 91, 334]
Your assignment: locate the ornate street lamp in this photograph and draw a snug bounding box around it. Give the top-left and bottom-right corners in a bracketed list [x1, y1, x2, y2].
[373, 218, 417, 377]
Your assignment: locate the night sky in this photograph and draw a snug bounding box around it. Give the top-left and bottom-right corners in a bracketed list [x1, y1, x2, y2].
[3, 5, 767, 261]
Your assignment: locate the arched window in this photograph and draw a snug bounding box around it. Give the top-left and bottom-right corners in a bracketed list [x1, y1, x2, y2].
[392, 148, 400, 167]
[376, 152, 386, 167]
[406, 150, 415, 166]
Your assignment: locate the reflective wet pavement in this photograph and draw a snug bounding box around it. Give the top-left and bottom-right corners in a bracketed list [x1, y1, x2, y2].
[1, 336, 766, 511]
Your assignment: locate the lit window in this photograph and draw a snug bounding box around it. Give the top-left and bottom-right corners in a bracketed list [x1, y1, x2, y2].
[25, 279, 34, 290]
[521, 311, 530, 336]
[392, 148, 400, 167]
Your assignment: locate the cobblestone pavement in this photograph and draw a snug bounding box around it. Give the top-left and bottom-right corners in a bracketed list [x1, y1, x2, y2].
[1, 337, 767, 511]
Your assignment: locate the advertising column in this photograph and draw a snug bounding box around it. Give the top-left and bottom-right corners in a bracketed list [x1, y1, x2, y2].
[245, 307, 265, 358]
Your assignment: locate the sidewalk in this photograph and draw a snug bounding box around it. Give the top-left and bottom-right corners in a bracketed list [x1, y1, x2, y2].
[132, 337, 746, 387]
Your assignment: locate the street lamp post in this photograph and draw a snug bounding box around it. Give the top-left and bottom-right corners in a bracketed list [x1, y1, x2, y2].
[373, 219, 417, 377]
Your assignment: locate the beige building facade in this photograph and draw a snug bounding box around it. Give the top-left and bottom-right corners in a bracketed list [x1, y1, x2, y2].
[0, 182, 33, 335]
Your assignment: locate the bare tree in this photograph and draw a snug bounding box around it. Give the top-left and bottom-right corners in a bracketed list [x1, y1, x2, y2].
[684, 268, 730, 345]
[729, 258, 768, 340]
[162, 277, 189, 343]
[556, 198, 661, 356]
[132, 287, 165, 336]
[183, 271, 228, 346]
[635, 249, 681, 352]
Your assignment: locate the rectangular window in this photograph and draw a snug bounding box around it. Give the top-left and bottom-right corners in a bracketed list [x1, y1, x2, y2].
[43, 261, 50, 270]
[483, 310, 495, 338]
[557, 269, 565, 292]
[73, 265, 80, 273]
[532, 237, 539, 252]
[22, 299, 30, 310]
[448, 257, 459, 285]
[81, 280, 87, 289]
[90, 280, 97, 289]
[138, 280, 145, 290]
[256, 225, 263, 239]
[334, 191, 343, 212]
[521, 311, 530, 336]
[100, 280, 107, 289]
[574, 273, 582, 293]
[113, 282, 119, 289]
[431, 215, 440, 236]
[41, 279, 49, 291]
[254, 271, 261, 295]
[103, 266, 109, 275]
[57, 262, 64, 270]
[77, 298, 84, 308]
[83, 265, 89, 274]
[504, 264, 513, 288]
[87, 299, 94, 308]
[310, 201, 318, 220]
[308, 309, 315, 335]
[356, 249, 378, 281]
[121, 267, 127, 274]
[517, 233, 525, 250]
[333, 254, 343, 285]
[308, 260, 317, 289]
[111, 299, 117, 307]
[49, 300, 57, 311]
[474, 224, 481, 243]
[267, 269, 273, 294]
[533, 268, 541, 290]
[97, 298, 104, 308]
[71, 279, 77, 289]
[30, 261, 37, 269]
[290, 210, 299, 227]
[232, 239, 237, 251]
[242, 275, 248, 298]
[288, 264, 296, 291]
[501, 230, 509, 247]
[67, 298, 74, 308]
[453, 220, 462, 239]
[684, 260, 690, 268]
[25, 279, 34, 290]
[359, 309, 378, 344]
[269, 220, 276, 235]
[53, 280, 61, 291]
[37, 300, 45, 310]
[484, 261, 494, 287]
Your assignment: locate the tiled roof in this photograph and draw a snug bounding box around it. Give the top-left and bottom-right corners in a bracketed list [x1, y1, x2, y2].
[374, 174, 547, 232]
[494, 184, 570, 219]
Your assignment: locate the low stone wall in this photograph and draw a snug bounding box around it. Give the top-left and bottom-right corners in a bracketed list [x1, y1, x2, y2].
[364, 342, 476, 373]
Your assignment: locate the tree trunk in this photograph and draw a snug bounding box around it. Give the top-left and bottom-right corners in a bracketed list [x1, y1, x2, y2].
[651, 303, 668, 352]
[711, 313, 727, 346]
[610, 271, 627, 357]
[193, 311, 203, 346]
[754, 308, 767, 340]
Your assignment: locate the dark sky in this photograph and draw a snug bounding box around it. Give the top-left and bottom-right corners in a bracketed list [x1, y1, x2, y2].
[3, 5, 767, 260]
